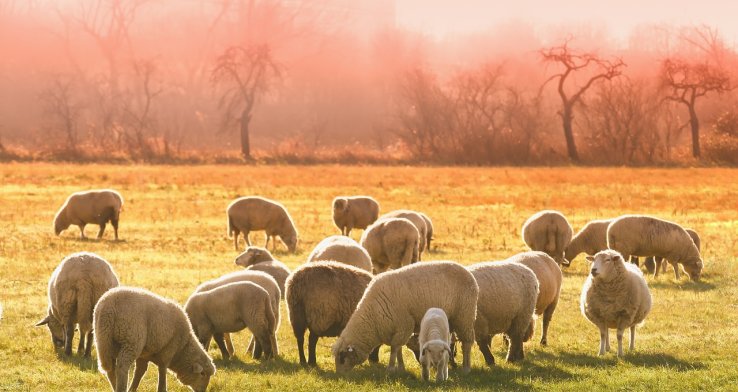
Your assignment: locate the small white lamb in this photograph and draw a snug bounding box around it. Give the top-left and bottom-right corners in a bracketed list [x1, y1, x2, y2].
[418, 308, 451, 382]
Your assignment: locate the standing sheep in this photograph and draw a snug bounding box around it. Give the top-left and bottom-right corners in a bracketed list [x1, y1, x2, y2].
[332, 196, 380, 236]
[380, 210, 428, 257]
[418, 308, 451, 382]
[36, 252, 119, 357]
[646, 228, 702, 279]
[307, 235, 373, 272]
[360, 218, 419, 274]
[186, 282, 278, 360]
[509, 251, 562, 346]
[419, 212, 434, 252]
[54, 189, 123, 240]
[564, 219, 612, 264]
[94, 287, 215, 392]
[227, 196, 299, 253]
[522, 210, 573, 266]
[234, 246, 291, 297]
[580, 250, 652, 357]
[467, 260, 539, 365]
[285, 261, 373, 367]
[607, 215, 704, 281]
[332, 261, 478, 374]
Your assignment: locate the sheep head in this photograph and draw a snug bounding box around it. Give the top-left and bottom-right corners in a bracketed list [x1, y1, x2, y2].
[333, 198, 349, 215]
[235, 247, 273, 267]
[587, 250, 625, 281]
[684, 257, 703, 282]
[36, 310, 65, 349]
[419, 340, 451, 370]
[332, 337, 368, 373]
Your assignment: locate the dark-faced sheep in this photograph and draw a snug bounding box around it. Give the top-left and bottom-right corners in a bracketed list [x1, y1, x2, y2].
[54, 189, 123, 240]
[227, 196, 298, 253]
[332, 196, 380, 237]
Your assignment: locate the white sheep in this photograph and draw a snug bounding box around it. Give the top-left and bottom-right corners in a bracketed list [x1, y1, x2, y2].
[607, 215, 703, 281]
[234, 246, 291, 297]
[380, 210, 428, 257]
[418, 308, 451, 382]
[307, 235, 373, 272]
[509, 251, 562, 346]
[467, 260, 539, 365]
[564, 219, 612, 264]
[227, 196, 299, 253]
[581, 250, 652, 357]
[36, 252, 119, 357]
[285, 261, 373, 367]
[54, 189, 123, 240]
[186, 281, 278, 360]
[332, 196, 380, 236]
[419, 212, 434, 252]
[360, 217, 419, 274]
[94, 287, 215, 392]
[332, 261, 478, 374]
[647, 228, 702, 279]
[522, 210, 573, 266]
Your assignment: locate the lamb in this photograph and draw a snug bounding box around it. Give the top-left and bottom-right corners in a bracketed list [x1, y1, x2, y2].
[420, 212, 434, 252]
[522, 210, 573, 266]
[234, 246, 291, 297]
[564, 219, 612, 264]
[185, 282, 278, 361]
[580, 250, 652, 357]
[53, 189, 123, 240]
[607, 215, 704, 281]
[307, 235, 373, 272]
[509, 251, 562, 346]
[332, 261, 478, 374]
[94, 287, 215, 392]
[418, 308, 451, 382]
[646, 228, 702, 279]
[227, 196, 298, 253]
[380, 210, 428, 257]
[359, 217, 419, 274]
[285, 261, 373, 367]
[36, 252, 119, 357]
[466, 260, 539, 365]
[194, 270, 281, 359]
[332, 196, 380, 236]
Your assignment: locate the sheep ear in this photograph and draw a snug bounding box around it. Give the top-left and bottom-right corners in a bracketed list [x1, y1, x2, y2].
[192, 363, 203, 374]
[35, 316, 50, 327]
[612, 254, 621, 262]
[585, 255, 595, 262]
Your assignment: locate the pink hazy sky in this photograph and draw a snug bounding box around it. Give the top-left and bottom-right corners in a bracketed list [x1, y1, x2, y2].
[396, 0, 738, 44]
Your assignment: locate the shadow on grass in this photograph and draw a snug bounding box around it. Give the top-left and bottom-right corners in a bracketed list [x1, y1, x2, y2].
[532, 350, 705, 371]
[648, 280, 717, 292]
[214, 356, 304, 375]
[55, 349, 98, 372]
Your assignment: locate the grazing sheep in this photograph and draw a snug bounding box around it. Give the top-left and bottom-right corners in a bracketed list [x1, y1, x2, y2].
[522, 210, 573, 266]
[332, 261, 478, 374]
[227, 196, 298, 253]
[186, 282, 278, 360]
[580, 250, 652, 357]
[94, 287, 215, 392]
[195, 270, 281, 359]
[564, 219, 612, 264]
[332, 196, 380, 236]
[418, 308, 451, 382]
[285, 261, 373, 367]
[307, 235, 373, 272]
[509, 251, 562, 346]
[380, 210, 428, 257]
[467, 260, 539, 365]
[646, 228, 702, 279]
[419, 212, 434, 252]
[234, 247, 291, 297]
[607, 215, 704, 281]
[360, 218, 419, 274]
[53, 189, 123, 240]
[36, 252, 119, 357]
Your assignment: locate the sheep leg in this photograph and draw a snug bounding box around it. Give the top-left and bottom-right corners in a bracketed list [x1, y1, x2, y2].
[307, 331, 319, 366]
[598, 326, 608, 356]
[673, 263, 681, 280]
[461, 339, 472, 373]
[476, 335, 494, 366]
[264, 234, 270, 248]
[156, 364, 168, 392]
[245, 231, 252, 247]
[436, 360, 447, 382]
[506, 335, 524, 363]
[232, 230, 240, 250]
[644, 257, 656, 274]
[114, 349, 136, 392]
[654, 257, 663, 278]
[64, 321, 74, 356]
[253, 338, 263, 359]
[368, 346, 380, 363]
[112, 218, 119, 240]
[421, 361, 430, 381]
[616, 328, 625, 357]
[541, 302, 557, 346]
[77, 331, 86, 356]
[97, 223, 106, 239]
[225, 333, 235, 357]
[629, 326, 636, 351]
[387, 345, 398, 372]
[396, 347, 405, 372]
[605, 328, 611, 352]
[128, 358, 148, 392]
[346, 226, 352, 237]
[213, 333, 230, 360]
[84, 331, 94, 357]
[295, 327, 307, 365]
[79, 224, 87, 240]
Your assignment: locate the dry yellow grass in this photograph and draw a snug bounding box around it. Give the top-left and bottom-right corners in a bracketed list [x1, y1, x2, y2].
[1, 163, 737, 391]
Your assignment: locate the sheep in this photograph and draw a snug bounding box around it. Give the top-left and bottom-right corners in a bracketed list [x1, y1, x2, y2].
[94, 287, 215, 392]
[307, 235, 373, 272]
[285, 261, 373, 367]
[522, 210, 573, 266]
[607, 215, 704, 281]
[418, 308, 451, 382]
[420, 212, 434, 252]
[466, 260, 539, 365]
[580, 250, 652, 357]
[186, 282, 278, 361]
[36, 252, 119, 357]
[332, 261, 478, 374]
[646, 228, 702, 279]
[359, 217, 419, 274]
[332, 196, 380, 236]
[53, 189, 123, 240]
[194, 270, 281, 359]
[380, 210, 428, 257]
[564, 219, 612, 264]
[227, 196, 298, 253]
[234, 246, 291, 297]
[509, 251, 562, 346]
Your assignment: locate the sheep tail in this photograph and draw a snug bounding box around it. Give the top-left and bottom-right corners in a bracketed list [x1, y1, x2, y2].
[75, 283, 94, 334]
[545, 224, 557, 254]
[402, 237, 418, 266]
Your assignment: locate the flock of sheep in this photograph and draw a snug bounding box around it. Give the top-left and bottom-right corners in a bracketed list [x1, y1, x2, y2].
[37, 189, 706, 391]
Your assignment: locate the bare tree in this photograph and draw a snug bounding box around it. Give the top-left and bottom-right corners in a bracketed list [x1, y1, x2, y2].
[120, 59, 162, 159]
[540, 40, 625, 162]
[211, 44, 281, 159]
[42, 75, 83, 154]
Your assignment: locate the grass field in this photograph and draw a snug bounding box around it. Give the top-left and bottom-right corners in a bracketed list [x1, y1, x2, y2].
[1, 163, 737, 391]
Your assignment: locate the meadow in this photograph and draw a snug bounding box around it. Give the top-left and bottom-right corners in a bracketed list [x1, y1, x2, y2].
[0, 163, 737, 391]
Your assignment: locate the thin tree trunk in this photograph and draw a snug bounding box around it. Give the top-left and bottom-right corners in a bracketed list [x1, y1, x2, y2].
[688, 104, 700, 158]
[240, 110, 252, 160]
[562, 105, 580, 162]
